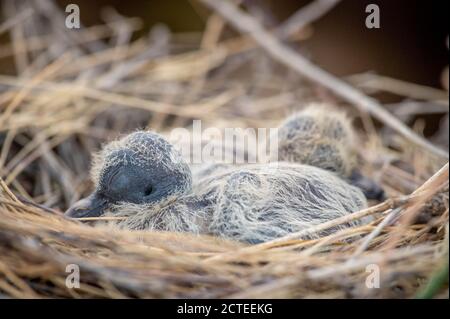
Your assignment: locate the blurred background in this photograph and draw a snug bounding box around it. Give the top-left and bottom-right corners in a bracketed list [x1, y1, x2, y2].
[1, 0, 448, 133]
[2, 1, 447, 83]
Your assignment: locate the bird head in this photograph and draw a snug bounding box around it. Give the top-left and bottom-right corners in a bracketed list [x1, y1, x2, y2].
[65, 131, 192, 218]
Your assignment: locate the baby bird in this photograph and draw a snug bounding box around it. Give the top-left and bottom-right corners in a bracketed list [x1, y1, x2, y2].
[66, 105, 370, 244]
[276, 104, 356, 176]
[276, 104, 385, 200]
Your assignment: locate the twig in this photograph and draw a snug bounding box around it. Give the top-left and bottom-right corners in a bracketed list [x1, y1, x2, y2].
[307, 244, 434, 279]
[0, 54, 70, 127]
[0, 177, 19, 202]
[348, 73, 449, 102]
[199, 0, 449, 159]
[0, 18, 143, 59]
[14, 194, 59, 214]
[205, 199, 399, 262]
[383, 162, 449, 250]
[2, 0, 29, 74]
[0, 7, 33, 35]
[351, 207, 401, 257]
[256, 199, 396, 247]
[276, 0, 341, 38]
[385, 101, 449, 122]
[73, 216, 128, 221]
[353, 163, 449, 257]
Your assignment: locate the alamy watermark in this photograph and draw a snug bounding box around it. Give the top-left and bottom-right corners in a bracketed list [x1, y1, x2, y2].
[365, 263, 380, 289]
[65, 264, 80, 289]
[168, 120, 279, 165]
[65, 4, 80, 29]
[365, 4, 380, 29]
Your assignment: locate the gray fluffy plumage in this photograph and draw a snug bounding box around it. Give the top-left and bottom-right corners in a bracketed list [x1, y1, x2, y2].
[111, 162, 366, 244]
[275, 104, 356, 177]
[68, 104, 368, 244]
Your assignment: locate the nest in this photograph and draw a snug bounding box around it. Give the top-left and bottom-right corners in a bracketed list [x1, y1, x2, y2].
[0, 0, 449, 298]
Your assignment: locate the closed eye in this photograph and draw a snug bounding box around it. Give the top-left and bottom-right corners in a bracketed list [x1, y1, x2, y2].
[144, 185, 153, 196]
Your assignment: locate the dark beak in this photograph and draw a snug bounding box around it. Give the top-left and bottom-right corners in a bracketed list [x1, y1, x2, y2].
[65, 193, 109, 218]
[349, 169, 386, 202]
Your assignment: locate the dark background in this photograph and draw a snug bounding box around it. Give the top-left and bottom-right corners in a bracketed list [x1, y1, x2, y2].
[48, 0, 448, 88]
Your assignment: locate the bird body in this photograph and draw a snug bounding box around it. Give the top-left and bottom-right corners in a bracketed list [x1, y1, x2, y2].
[109, 162, 366, 244]
[66, 104, 380, 244]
